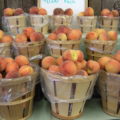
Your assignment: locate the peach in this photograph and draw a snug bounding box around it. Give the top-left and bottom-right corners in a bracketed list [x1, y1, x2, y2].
[78, 70, 88, 76]
[19, 65, 34, 76]
[67, 29, 82, 40]
[87, 60, 100, 74]
[81, 60, 87, 69]
[0, 30, 4, 40]
[42, 56, 56, 69]
[48, 65, 60, 73]
[86, 32, 98, 40]
[113, 51, 120, 62]
[78, 12, 85, 16]
[112, 10, 119, 17]
[30, 32, 44, 42]
[75, 62, 82, 73]
[101, 9, 111, 16]
[105, 59, 120, 73]
[16, 33, 27, 43]
[23, 27, 35, 38]
[38, 8, 47, 15]
[64, 8, 73, 16]
[5, 58, 14, 64]
[108, 13, 114, 17]
[57, 33, 67, 41]
[56, 56, 64, 65]
[0, 58, 7, 72]
[59, 60, 77, 76]
[63, 50, 84, 62]
[84, 7, 94, 16]
[53, 8, 64, 15]
[29, 6, 39, 14]
[48, 33, 57, 40]
[98, 56, 111, 69]
[0, 73, 3, 79]
[14, 8, 24, 15]
[98, 32, 109, 41]
[3, 8, 14, 16]
[5, 71, 19, 79]
[15, 55, 29, 67]
[6, 62, 19, 73]
[1, 35, 13, 43]
[108, 31, 118, 40]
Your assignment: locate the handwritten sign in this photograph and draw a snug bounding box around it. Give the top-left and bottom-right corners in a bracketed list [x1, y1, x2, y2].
[39, 0, 88, 15]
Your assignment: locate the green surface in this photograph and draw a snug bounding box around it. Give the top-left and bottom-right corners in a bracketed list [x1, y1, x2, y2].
[29, 99, 119, 120]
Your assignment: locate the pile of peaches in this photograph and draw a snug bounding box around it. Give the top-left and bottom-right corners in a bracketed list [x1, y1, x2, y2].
[41, 50, 100, 76]
[98, 51, 120, 74]
[101, 9, 119, 17]
[3, 8, 24, 16]
[0, 55, 34, 79]
[78, 7, 94, 16]
[15, 27, 44, 43]
[48, 26, 82, 41]
[53, 8, 73, 16]
[29, 6, 47, 15]
[86, 29, 118, 41]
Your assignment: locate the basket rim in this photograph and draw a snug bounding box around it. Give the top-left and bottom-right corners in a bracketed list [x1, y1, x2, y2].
[3, 14, 26, 19]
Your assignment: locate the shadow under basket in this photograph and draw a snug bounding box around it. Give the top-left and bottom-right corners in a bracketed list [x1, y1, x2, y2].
[46, 39, 80, 58]
[99, 16, 120, 31]
[77, 16, 97, 33]
[2, 15, 27, 35]
[41, 69, 98, 120]
[29, 15, 49, 34]
[98, 71, 120, 117]
[85, 40, 116, 60]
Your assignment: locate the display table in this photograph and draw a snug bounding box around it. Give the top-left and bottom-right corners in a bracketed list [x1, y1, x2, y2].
[29, 99, 118, 120]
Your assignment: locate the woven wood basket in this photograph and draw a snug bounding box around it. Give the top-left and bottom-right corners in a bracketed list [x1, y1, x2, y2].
[85, 40, 116, 60]
[46, 39, 80, 58]
[2, 15, 27, 35]
[29, 15, 49, 34]
[51, 15, 73, 31]
[98, 71, 120, 117]
[99, 16, 120, 31]
[41, 69, 98, 120]
[77, 16, 97, 33]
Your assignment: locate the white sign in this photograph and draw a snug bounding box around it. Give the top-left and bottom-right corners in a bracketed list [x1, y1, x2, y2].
[39, 0, 87, 15]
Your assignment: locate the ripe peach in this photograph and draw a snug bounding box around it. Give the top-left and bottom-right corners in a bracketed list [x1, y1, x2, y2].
[86, 32, 98, 40]
[15, 55, 29, 67]
[3, 8, 14, 16]
[23, 27, 35, 38]
[78, 70, 88, 76]
[5, 58, 14, 64]
[63, 50, 84, 62]
[98, 32, 109, 41]
[0, 30, 4, 40]
[30, 32, 44, 42]
[19, 65, 34, 76]
[67, 29, 82, 40]
[84, 7, 94, 16]
[112, 10, 119, 17]
[0, 73, 3, 79]
[64, 8, 73, 16]
[53, 8, 64, 15]
[42, 56, 56, 69]
[81, 60, 87, 69]
[48, 33, 57, 40]
[59, 60, 77, 76]
[48, 65, 60, 73]
[38, 8, 47, 15]
[113, 51, 120, 62]
[78, 12, 85, 16]
[0, 58, 7, 72]
[15, 33, 27, 43]
[108, 31, 118, 40]
[56, 56, 64, 65]
[1, 35, 13, 43]
[98, 56, 111, 69]
[6, 62, 19, 73]
[14, 8, 24, 15]
[105, 59, 120, 73]
[101, 9, 111, 16]
[5, 71, 19, 79]
[57, 33, 67, 41]
[29, 6, 39, 14]
[87, 60, 100, 74]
